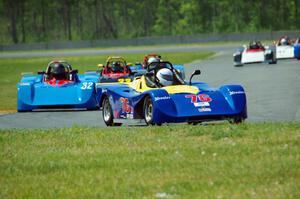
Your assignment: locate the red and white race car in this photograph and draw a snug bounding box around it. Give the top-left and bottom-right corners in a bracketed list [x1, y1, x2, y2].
[233, 41, 277, 66]
[98, 56, 134, 83]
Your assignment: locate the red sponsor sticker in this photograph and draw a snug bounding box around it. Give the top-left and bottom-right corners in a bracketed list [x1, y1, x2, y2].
[185, 94, 212, 103]
[185, 94, 197, 103]
[198, 94, 212, 102]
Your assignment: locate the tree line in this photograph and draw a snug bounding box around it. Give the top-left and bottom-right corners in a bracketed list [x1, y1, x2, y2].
[0, 0, 299, 44]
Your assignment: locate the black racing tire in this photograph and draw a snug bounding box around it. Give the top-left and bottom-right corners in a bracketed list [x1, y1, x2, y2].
[143, 96, 155, 125]
[234, 63, 243, 67]
[87, 106, 100, 111]
[102, 96, 114, 126]
[17, 110, 32, 113]
[229, 117, 244, 124]
[268, 59, 277, 64]
[188, 122, 201, 125]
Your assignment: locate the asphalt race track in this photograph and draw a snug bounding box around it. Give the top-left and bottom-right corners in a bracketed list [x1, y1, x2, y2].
[1, 44, 300, 128]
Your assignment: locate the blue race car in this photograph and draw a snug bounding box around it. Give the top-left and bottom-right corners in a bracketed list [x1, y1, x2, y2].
[17, 60, 100, 112]
[97, 61, 247, 126]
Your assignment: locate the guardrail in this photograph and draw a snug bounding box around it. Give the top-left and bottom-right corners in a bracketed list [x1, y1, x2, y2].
[0, 30, 299, 51]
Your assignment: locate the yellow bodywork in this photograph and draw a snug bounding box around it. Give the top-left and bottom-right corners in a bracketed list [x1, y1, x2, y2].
[128, 76, 199, 94]
[96, 75, 199, 94]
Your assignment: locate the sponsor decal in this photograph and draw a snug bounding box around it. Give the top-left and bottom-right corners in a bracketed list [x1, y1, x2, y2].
[229, 91, 245, 95]
[120, 97, 132, 113]
[126, 113, 134, 119]
[120, 115, 127, 119]
[154, 96, 171, 101]
[198, 107, 212, 112]
[20, 83, 30, 86]
[194, 102, 210, 107]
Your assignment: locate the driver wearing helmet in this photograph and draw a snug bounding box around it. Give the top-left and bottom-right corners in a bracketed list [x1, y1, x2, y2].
[111, 61, 123, 73]
[50, 63, 68, 80]
[249, 41, 259, 49]
[147, 57, 159, 65]
[156, 68, 174, 87]
[280, 38, 288, 45]
[46, 62, 71, 86]
[278, 36, 291, 46]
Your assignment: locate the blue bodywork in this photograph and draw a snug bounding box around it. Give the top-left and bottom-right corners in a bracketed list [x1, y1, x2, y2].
[294, 44, 300, 59]
[17, 72, 100, 111]
[98, 81, 247, 124]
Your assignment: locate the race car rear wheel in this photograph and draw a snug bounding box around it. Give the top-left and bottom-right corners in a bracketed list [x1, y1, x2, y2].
[102, 96, 114, 126]
[143, 96, 155, 125]
[229, 117, 244, 124]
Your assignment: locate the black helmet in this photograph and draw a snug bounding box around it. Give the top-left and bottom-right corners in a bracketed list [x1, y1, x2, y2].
[249, 41, 259, 49]
[111, 61, 123, 72]
[51, 63, 67, 80]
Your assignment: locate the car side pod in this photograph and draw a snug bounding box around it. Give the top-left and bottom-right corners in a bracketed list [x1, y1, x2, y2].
[264, 46, 277, 64]
[219, 85, 247, 121]
[233, 51, 243, 67]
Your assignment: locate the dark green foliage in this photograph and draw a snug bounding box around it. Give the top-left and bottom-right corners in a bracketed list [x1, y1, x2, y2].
[0, 0, 299, 44]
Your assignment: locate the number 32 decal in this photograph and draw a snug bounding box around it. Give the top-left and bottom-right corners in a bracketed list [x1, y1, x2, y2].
[81, 82, 93, 90]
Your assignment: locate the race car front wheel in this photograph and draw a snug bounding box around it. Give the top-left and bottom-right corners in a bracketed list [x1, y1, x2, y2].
[143, 96, 155, 125]
[102, 96, 114, 126]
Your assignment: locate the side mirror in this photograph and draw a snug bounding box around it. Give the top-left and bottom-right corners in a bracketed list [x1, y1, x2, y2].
[37, 70, 45, 75]
[98, 64, 104, 68]
[189, 70, 201, 85]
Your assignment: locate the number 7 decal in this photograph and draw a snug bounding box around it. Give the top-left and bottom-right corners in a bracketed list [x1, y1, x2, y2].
[185, 94, 212, 103]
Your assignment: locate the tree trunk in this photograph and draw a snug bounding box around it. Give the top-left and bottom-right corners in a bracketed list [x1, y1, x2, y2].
[20, 1, 26, 43]
[99, 0, 117, 39]
[94, 0, 99, 39]
[5, 0, 19, 43]
[66, 0, 72, 40]
[76, 0, 82, 39]
[41, 1, 47, 41]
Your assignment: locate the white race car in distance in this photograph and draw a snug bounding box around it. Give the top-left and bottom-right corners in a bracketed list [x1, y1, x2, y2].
[233, 41, 277, 66]
[274, 36, 300, 59]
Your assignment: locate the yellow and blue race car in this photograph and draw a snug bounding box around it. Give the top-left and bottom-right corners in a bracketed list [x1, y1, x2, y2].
[97, 61, 247, 126]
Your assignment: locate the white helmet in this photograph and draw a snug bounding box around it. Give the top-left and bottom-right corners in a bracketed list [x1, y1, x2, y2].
[280, 38, 287, 45]
[156, 68, 173, 86]
[148, 57, 159, 64]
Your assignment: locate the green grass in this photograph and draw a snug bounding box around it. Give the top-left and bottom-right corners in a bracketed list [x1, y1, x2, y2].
[0, 51, 214, 111]
[0, 122, 299, 198]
